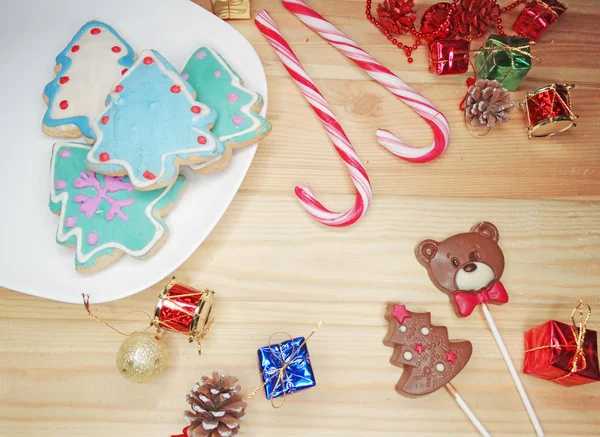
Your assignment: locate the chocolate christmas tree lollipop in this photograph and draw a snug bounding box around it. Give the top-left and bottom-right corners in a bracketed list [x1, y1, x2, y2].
[415, 222, 544, 437]
[384, 304, 490, 436]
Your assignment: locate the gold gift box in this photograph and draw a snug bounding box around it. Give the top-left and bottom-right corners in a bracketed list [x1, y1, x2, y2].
[211, 0, 251, 19]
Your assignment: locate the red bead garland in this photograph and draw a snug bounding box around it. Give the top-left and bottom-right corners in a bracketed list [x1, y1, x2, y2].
[366, 0, 528, 62]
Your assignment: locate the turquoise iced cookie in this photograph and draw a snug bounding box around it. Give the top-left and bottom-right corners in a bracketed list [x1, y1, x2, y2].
[182, 47, 271, 173]
[50, 142, 186, 273]
[42, 21, 135, 142]
[85, 49, 225, 190]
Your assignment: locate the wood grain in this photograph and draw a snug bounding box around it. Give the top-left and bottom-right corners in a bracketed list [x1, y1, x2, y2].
[1, 1, 600, 436]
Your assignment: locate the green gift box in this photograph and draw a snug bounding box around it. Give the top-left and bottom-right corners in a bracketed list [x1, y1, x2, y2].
[475, 34, 532, 91]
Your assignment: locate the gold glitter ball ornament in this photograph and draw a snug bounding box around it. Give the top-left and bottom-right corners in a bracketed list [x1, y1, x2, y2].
[116, 331, 168, 383]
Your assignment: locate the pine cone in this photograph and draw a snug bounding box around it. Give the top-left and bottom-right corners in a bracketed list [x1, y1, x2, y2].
[184, 372, 247, 437]
[377, 0, 417, 35]
[452, 0, 500, 38]
[465, 79, 515, 128]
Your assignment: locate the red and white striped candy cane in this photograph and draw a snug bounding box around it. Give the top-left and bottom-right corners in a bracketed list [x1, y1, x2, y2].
[255, 10, 372, 227]
[282, 0, 451, 164]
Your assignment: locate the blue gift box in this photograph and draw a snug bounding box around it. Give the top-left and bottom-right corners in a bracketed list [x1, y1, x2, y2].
[257, 336, 316, 400]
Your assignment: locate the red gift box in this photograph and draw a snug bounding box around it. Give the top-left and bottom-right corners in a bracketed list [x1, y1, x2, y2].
[429, 39, 470, 75]
[512, 0, 567, 41]
[524, 318, 600, 387]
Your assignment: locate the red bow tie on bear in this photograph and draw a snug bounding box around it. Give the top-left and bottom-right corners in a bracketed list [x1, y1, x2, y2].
[453, 281, 509, 317]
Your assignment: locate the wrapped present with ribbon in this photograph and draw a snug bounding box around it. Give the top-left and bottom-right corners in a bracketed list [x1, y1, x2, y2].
[429, 39, 471, 75]
[512, 0, 568, 41]
[250, 323, 322, 408]
[475, 34, 535, 91]
[524, 301, 600, 387]
[211, 0, 250, 19]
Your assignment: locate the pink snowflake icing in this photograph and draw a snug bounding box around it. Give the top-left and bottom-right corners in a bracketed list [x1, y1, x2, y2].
[73, 171, 135, 221]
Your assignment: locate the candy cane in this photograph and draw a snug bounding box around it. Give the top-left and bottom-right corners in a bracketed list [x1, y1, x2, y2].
[255, 11, 372, 227]
[282, 0, 451, 163]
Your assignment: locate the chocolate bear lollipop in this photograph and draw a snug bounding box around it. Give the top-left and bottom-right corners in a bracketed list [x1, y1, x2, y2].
[414, 222, 544, 437]
[384, 304, 489, 436]
[415, 221, 508, 318]
[384, 304, 472, 396]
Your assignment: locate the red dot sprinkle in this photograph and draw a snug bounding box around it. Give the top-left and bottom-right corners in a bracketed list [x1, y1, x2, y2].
[121, 68, 128, 75]
[143, 170, 156, 180]
[71, 45, 80, 53]
[170, 85, 181, 93]
[191, 106, 201, 114]
[101, 116, 110, 125]
[111, 46, 121, 53]
[99, 152, 110, 162]
[115, 85, 124, 92]
[59, 76, 69, 85]
[59, 100, 68, 110]
[197, 136, 207, 145]
[91, 27, 101, 35]
[143, 56, 153, 65]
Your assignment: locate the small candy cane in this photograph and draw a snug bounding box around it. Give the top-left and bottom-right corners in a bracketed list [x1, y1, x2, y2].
[255, 11, 372, 227]
[282, 0, 451, 163]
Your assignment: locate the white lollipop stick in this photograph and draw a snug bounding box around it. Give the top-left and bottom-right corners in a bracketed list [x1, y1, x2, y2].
[482, 303, 544, 437]
[445, 383, 492, 437]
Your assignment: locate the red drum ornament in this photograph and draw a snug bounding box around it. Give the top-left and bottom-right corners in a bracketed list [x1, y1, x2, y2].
[521, 83, 578, 138]
[153, 277, 215, 351]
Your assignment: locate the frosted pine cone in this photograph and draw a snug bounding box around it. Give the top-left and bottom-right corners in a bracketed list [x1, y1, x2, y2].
[184, 372, 247, 437]
[465, 79, 515, 128]
[377, 0, 417, 35]
[452, 0, 500, 38]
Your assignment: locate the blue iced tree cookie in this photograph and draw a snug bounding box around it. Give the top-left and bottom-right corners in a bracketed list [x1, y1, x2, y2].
[85, 49, 225, 191]
[42, 21, 135, 143]
[182, 47, 271, 174]
[50, 142, 186, 273]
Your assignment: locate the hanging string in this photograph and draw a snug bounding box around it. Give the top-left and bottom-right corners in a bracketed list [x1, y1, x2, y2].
[82, 293, 153, 337]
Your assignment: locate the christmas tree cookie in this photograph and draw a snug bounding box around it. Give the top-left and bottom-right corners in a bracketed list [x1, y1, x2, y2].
[181, 47, 271, 174]
[42, 21, 135, 142]
[50, 142, 186, 273]
[86, 49, 225, 190]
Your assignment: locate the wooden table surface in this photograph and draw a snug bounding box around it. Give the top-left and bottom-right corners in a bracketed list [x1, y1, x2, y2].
[1, 1, 599, 436]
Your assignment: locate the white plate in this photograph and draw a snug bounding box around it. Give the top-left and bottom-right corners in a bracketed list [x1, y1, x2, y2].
[0, 0, 267, 303]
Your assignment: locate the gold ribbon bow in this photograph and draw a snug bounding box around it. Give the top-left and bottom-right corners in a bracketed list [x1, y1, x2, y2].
[526, 300, 592, 381]
[535, 0, 567, 21]
[248, 322, 323, 408]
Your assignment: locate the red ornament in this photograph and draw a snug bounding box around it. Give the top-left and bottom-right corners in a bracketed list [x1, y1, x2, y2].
[121, 68, 128, 75]
[420, 3, 455, 42]
[522, 83, 578, 138]
[111, 46, 121, 53]
[376, 0, 417, 35]
[101, 116, 110, 125]
[512, 0, 567, 41]
[429, 38, 470, 75]
[524, 302, 599, 387]
[71, 45, 80, 53]
[90, 27, 101, 35]
[191, 105, 201, 114]
[197, 136, 207, 145]
[170, 85, 181, 93]
[414, 343, 424, 354]
[59, 76, 69, 84]
[153, 278, 215, 343]
[143, 56, 153, 65]
[445, 350, 458, 363]
[59, 100, 68, 110]
[115, 85, 124, 93]
[99, 152, 110, 162]
[451, 0, 500, 39]
[143, 170, 156, 180]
